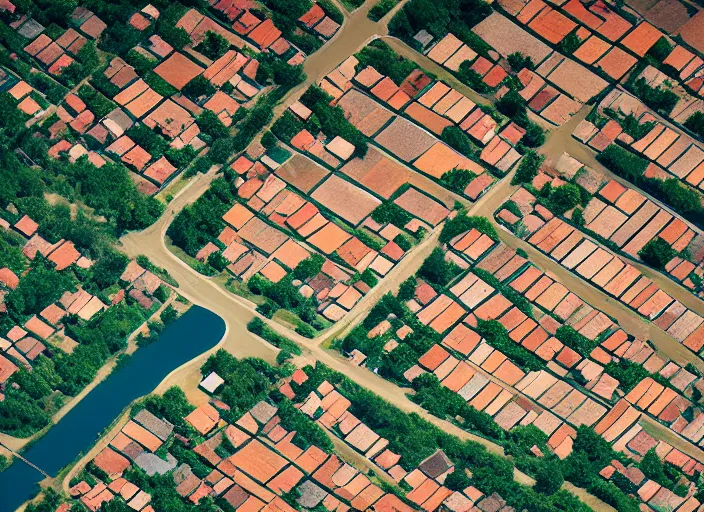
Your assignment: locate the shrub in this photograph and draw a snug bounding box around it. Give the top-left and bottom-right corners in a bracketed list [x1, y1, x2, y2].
[631, 77, 678, 115]
[555, 326, 595, 357]
[507, 52, 534, 71]
[441, 126, 478, 158]
[368, 0, 399, 20]
[685, 111, 704, 138]
[535, 459, 564, 495]
[639, 238, 677, 270]
[439, 213, 497, 243]
[418, 248, 459, 286]
[559, 32, 581, 54]
[512, 150, 543, 185]
[183, 75, 216, 99]
[547, 184, 581, 215]
[194, 31, 230, 60]
[457, 61, 489, 92]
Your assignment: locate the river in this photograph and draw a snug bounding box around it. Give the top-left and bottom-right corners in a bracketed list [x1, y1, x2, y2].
[0, 306, 226, 511]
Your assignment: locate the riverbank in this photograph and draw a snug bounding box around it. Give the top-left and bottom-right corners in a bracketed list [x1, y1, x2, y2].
[2, 306, 226, 512]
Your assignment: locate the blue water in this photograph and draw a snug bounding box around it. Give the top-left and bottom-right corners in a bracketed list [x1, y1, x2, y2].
[0, 306, 225, 511]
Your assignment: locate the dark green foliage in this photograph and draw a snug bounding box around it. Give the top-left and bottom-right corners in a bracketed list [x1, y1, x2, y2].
[5, 260, 74, 316]
[554, 326, 595, 357]
[419, 248, 460, 287]
[547, 184, 581, 215]
[126, 124, 169, 157]
[300, 86, 367, 157]
[368, 0, 399, 21]
[444, 466, 471, 490]
[194, 31, 230, 60]
[439, 212, 498, 244]
[196, 110, 229, 140]
[143, 386, 195, 431]
[261, 131, 277, 149]
[200, 350, 279, 417]
[639, 237, 677, 270]
[388, 0, 491, 45]
[522, 122, 545, 148]
[167, 178, 234, 256]
[599, 144, 704, 227]
[318, 0, 344, 23]
[397, 276, 416, 301]
[597, 144, 648, 182]
[156, 6, 191, 50]
[183, 75, 216, 99]
[456, 61, 489, 93]
[272, 110, 304, 142]
[126, 49, 156, 75]
[646, 37, 672, 62]
[535, 459, 564, 495]
[293, 254, 325, 280]
[272, 397, 333, 451]
[77, 84, 116, 118]
[393, 233, 412, 251]
[89, 248, 128, 290]
[685, 111, 704, 138]
[476, 320, 543, 371]
[507, 52, 534, 71]
[256, 54, 306, 88]
[360, 268, 378, 287]
[247, 317, 302, 355]
[371, 201, 412, 227]
[144, 71, 178, 97]
[559, 32, 581, 54]
[631, 77, 678, 115]
[411, 373, 505, 439]
[296, 323, 316, 339]
[497, 89, 527, 119]
[660, 178, 701, 214]
[0, 230, 28, 275]
[441, 126, 478, 158]
[207, 251, 229, 272]
[512, 150, 544, 184]
[604, 359, 650, 393]
[355, 40, 417, 85]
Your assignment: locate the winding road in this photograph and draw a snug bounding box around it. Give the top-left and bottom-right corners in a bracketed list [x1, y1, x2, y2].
[12, 2, 704, 510]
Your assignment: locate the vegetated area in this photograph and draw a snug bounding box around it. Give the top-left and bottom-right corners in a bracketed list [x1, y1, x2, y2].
[335, 210, 704, 512]
[0, 0, 316, 437]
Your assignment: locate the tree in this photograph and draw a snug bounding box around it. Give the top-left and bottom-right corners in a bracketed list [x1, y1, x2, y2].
[507, 52, 534, 71]
[183, 75, 216, 99]
[496, 89, 527, 119]
[441, 168, 476, 194]
[293, 254, 325, 280]
[548, 184, 581, 215]
[512, 150, 543, 185]
[535, 459, 564, 495]
[522, 122, 545, 148]
[194, 31, 230, 60]
[684, 111, 704, 138]
[441, 126, 478, 158]
[660, 178, 701, 214]
[418, 248, 459, 286]
[639, 238, 677, 270]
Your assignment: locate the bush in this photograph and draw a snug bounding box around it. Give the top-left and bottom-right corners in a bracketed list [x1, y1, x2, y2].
[631, 77, 678, 115]
[272, 110, 304, 142]
[355, 40, 416, 85]
[559, 32, 581, 54]
[439, 213, 497, 244]
[418, 248, 459, 287]
[497, 89, 527, 119]
[368, 0, 399, 20]
[547, 184, 581, 215]
[197, 110, 229, 140]
[293, 254, 325, 280]
[507, 52, 534, 71]
[183, 75, 216, 99]
[639, 238, 677, 270]
[247, 317, 302, 355]
[535, 459, 564, 495]
[685, 111, 704, 138]
[512, 150, 543, 185]
[477, 320, 543, 371]
[457, 61, 489, 93]
[555, 326, 595, 357]
[371, 201, 412, 227]
[296, 323, 316, 338]
[441, 126, 478, 158]
[194, 31, 230, 60]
